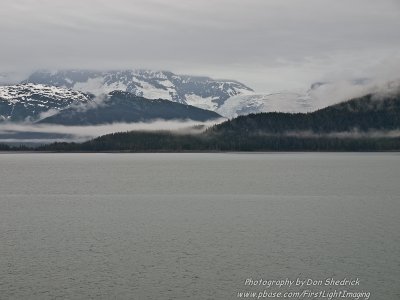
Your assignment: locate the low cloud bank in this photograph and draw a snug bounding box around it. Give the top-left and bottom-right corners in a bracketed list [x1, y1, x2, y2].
[304, 78, 400, 111]
[0, 119, 226, 144]
[280, 129, 400, 139]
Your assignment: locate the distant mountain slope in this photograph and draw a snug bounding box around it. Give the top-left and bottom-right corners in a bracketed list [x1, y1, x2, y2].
[0, 84, 93, 122]
[39, 91, 222, 125]
[211, 93, 400, 135]
[23, 70, 254, 111]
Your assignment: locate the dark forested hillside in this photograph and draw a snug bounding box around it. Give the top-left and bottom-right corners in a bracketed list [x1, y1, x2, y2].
[208, 93, 400, 135]
[37, 132, 400, 152]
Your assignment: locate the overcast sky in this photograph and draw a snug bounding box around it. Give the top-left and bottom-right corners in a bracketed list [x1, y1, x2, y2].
[1, 0, 400, 92]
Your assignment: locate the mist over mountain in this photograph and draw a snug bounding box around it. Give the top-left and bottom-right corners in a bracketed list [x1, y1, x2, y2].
[217, 78, 400, 118]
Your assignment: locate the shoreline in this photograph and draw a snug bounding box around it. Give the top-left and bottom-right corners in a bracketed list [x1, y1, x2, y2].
[1, 150, 399, 154]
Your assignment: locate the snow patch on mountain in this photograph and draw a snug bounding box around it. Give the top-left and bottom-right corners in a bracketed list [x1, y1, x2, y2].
[217, 93, 313, 118]
[0, 83, 93, 122]
[137, 80, 173, 100]
[0, 83, 91, 103]
[185, 94, 219, 111]
[73, 77, 123, 95]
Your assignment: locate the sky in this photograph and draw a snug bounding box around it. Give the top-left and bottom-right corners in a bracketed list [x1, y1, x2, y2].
[1, 0, 400, 92]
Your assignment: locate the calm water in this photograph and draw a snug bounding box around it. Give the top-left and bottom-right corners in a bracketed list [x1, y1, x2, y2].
[0, 153, 399, 299]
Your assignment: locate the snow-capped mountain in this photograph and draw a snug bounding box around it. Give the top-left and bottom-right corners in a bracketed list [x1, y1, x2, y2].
[0, 84, 222, 125]
[6, 70, 394, 120]
[0, 83, 93, 122]
[23, 70, 254, 111]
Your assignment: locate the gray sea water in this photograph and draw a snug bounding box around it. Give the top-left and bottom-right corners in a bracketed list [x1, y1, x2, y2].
[0, 153, 399, 299]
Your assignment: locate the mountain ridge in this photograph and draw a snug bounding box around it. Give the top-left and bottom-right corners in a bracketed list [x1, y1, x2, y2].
[38, 90, 222, 125]
[23, 69, 254, 111]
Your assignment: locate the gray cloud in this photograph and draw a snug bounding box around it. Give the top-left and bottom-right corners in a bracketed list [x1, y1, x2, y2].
[1, 0, 399, 92]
